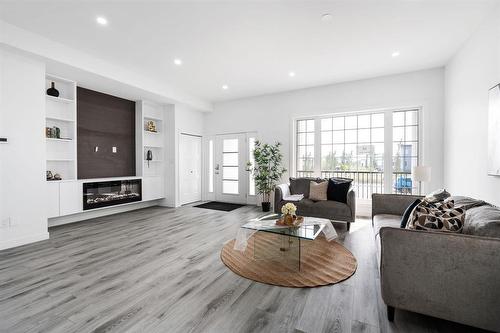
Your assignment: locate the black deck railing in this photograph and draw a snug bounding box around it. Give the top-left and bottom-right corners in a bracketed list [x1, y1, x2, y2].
[295, 170, 417, 199]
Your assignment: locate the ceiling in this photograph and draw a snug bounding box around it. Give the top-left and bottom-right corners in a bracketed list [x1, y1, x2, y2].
[0, 1, 498, 104]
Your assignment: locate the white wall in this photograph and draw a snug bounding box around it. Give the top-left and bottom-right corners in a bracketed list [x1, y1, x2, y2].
[162, 103, 204, 207]
[0, 48, 48, 250]
[444, 6, 500, 205]
[206, 68, 445, 191]
[0, 20, 212, 111]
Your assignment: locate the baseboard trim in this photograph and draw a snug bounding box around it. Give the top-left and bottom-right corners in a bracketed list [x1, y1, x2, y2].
[48, 200, 161, 227]
[0, 232, 50, 251]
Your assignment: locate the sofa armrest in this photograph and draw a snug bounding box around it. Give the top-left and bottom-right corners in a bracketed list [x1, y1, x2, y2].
[380, 227, 500, 331]
[274, 184, 287, 214]
[372, 193, 423, 218]
[347, 189, 356, 219]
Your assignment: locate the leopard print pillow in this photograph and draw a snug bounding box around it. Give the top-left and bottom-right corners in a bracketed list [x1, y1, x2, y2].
[406, 199, 464, 233]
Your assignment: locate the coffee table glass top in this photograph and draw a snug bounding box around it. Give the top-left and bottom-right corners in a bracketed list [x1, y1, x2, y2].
[241, 213, 328, 240]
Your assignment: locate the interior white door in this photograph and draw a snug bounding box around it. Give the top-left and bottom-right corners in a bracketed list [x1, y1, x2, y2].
[179, 134, 202, 205]
[214, 133, 247, 204]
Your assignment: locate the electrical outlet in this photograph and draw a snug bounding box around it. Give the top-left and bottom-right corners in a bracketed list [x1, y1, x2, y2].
[0, 217, 11, 228]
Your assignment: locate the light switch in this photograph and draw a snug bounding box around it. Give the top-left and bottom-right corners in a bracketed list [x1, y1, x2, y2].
[112, 146, 117, 153]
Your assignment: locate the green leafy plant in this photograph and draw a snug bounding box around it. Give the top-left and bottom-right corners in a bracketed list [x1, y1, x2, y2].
[248, 140, 287, 203]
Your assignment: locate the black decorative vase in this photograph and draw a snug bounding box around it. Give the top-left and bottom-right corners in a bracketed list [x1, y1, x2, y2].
[262, 202, 271, 212]
[46, 81, 60, 97]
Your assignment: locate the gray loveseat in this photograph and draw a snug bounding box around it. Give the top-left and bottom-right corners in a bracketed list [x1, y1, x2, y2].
[372, 193, 500, 332]
[274, 177, 356, 230]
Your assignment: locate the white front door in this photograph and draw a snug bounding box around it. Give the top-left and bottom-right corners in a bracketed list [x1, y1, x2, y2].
[179, 134, 202, 205]
[214, 133, 247, 204]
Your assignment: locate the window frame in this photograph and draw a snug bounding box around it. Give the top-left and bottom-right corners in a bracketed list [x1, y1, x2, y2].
[292, 107, 423, 196]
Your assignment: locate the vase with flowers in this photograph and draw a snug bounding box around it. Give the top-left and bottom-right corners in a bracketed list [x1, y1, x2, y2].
[280, 202, 300, 226]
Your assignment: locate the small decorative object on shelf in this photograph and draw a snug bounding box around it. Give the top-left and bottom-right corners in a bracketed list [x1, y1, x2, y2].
[146, 120, 157, 133]
[146, 149, 153, 167]
[45, 126, 61, 138]
[46, 81, 59, 97]
[47, 171, 63, 181]
[276, 203, 303, 226]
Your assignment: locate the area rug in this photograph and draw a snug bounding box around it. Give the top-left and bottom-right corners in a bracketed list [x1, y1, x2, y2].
[220, 232, 357, 287]
[194, 201, 245, 212]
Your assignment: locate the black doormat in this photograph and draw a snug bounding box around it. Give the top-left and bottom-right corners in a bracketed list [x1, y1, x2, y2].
[194, 201, 245, 212]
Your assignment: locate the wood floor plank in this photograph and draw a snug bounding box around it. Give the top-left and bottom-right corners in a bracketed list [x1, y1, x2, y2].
[0, 205, 487, 333]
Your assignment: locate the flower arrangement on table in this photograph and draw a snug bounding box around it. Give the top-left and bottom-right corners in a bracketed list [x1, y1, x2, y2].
[276, 203, 303, 226]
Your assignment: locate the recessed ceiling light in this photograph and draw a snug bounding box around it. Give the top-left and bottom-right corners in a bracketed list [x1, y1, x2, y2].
[96, 16, 108, 25]
[174, 58, 183, 66]
[321, 13, 333, 22]
[288, 71, 296, 77]
[392, 51, 400, 57]
[222, 85, 229, 90]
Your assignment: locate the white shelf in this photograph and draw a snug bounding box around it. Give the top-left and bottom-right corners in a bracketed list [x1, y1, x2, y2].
[46, 138, 73, 142]
[46, 116, 75, 123]
[144, 160, 163, 163]
[46, 95, 75, 104]
[144, 144, 163, 148]
[144, 116, 163, 122]
[45, 73, 77, 181]
[144, 131, 161, 135]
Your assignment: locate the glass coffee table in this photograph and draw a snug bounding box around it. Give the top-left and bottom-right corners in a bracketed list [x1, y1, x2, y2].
[236, 213, 337, 271]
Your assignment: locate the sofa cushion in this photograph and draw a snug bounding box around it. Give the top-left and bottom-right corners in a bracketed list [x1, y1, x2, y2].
[309, 181, 328, 201]
[447, 196, 489, 210]
[463, 205, 500, 238]
[373, 214, 401, 240]
[327, 178, 353, 203]
[407, 200, 464, 233]
[400, 199, 421, 228]
[312, 200, 352, 218]
[424, 188, 451, 203]
[289, 177, 322, 198]
[293, 198, 351, 219]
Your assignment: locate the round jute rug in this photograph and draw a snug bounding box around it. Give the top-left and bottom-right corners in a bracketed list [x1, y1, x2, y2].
[221, 232, 357, 287]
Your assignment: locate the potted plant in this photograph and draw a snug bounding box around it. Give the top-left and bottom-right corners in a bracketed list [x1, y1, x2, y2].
[248, 140, 287, 212]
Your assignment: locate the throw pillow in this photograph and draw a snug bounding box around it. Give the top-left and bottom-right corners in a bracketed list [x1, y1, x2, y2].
[400, 199, 421, 228]
[289, 177, 323, 198]
[424, 188, 451, 203]
[309, 181, 328, 201]
[326, 178, 353, 204]
[406, 199, 464, 233]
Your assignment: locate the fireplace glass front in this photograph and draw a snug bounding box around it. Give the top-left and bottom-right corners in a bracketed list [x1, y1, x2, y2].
[83, 179, 142, 210]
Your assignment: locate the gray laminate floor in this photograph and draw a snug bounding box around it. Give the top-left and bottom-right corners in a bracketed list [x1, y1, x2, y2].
[0, 205, 487, 333]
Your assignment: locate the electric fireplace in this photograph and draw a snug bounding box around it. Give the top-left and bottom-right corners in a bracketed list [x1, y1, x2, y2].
[83, 179, 142, 210]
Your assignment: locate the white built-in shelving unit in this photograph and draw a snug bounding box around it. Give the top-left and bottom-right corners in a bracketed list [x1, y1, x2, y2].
[45, 81, 166, 220]
[45, 74, 77, 181]
[136, 101, 165, 200]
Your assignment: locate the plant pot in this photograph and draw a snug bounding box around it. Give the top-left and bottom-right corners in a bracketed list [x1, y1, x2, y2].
[262, 202, 271, 212]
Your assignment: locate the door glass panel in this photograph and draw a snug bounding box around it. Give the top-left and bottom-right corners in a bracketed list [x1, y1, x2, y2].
[222, 138, 239, 194]
[223, 139, 238, 152]
[223, 166, 238, 180]
[223, 152, 238, 166]
[208, 140, 214, 193]
[249, 137, 256, 196]
[223, 180, 239, 194]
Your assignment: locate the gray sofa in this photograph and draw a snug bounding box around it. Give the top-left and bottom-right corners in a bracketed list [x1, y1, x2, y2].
[372, 193, 500, 332]
[274, 178, 356, 230]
